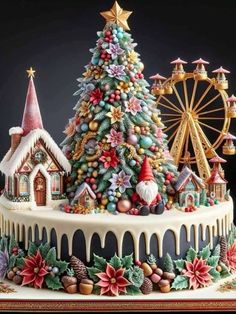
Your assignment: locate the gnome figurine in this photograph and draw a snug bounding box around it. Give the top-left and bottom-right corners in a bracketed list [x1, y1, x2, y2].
[131, 156, 164, 216]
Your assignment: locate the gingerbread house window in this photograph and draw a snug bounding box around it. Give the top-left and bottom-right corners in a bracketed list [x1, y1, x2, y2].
[8, 177, 13, 195]
[19, 175, 29, 196]
[51, 173, 60, 195]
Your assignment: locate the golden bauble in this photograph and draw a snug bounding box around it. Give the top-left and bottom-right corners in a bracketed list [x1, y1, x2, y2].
[78, 169, 83, 175]
[101, 198, 108, 205]
[139, 62, 144, 72]
[138, 148, 145, 155]
[92, 170, 98, 178]
[134, 126, 141, 133]
[117, 199, 132, 213]
[89, 121, 99, 131]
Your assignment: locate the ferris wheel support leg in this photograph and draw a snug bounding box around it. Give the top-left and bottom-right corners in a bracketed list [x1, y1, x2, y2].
[170, 118, 188, 166]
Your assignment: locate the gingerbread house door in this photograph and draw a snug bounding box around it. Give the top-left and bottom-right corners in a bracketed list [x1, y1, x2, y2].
[34, 171, 46, 206]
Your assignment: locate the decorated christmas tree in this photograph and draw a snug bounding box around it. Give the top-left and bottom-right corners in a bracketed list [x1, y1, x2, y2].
[61, 1, 178, 214]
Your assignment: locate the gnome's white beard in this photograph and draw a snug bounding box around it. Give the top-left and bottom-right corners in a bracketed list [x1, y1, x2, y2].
[136, 181, 158, 205]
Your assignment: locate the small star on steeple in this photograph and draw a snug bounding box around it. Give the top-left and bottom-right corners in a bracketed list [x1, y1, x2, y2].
[26, 67, 36, 78]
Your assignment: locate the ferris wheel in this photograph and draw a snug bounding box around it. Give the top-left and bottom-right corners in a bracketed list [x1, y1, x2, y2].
[150, 58, 236, 180]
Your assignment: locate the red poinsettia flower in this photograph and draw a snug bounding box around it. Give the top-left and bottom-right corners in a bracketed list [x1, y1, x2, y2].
[20, 250, 48, 289]
[96, 263, 130, 296]
[227, 240, 236, 273]
[90, 88, 103, 105]
[99, 149, 119, 169]
[185, 257, 212, 290]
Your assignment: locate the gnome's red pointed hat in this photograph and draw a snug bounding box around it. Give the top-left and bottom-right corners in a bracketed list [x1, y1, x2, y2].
[138, 156, 155, 182]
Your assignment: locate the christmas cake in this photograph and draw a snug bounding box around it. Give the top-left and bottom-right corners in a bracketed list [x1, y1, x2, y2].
[0, 1, 235, 297]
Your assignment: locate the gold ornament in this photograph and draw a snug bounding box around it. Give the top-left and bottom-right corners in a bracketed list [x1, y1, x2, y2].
[27, 67, 35, 78]
[100, 1, 133, 31]
[138, 148, 145, 155]
[89, 121, 99, 131]
[101, 198, 108, 206]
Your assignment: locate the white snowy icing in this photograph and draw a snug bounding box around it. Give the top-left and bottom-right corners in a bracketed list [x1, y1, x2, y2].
[9, 127, 24, 136]
[0, 199, 234, 262]
[0, 128, 71, 175]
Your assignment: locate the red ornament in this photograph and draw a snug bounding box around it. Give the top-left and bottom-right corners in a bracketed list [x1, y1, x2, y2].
[165, 173, 172, 181]
[135, 260, 142, 267]
[90, 178, 96, 184]
[164, 180, 170, 186]
[90, 88, 103, 105]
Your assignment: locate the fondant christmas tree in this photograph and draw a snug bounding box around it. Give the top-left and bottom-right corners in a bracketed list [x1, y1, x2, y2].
[61, 1, 178, 213]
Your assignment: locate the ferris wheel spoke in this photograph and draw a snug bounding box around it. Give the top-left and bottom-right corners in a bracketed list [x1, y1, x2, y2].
[195, 122, 218, 158]
[160, 113, 181, 117]
[183, 80, 189, 110]
[161, 117, 181, 124]
[198, 107, 225, 116]
[195, 94, 221, 114]
[160, 96, 183, 113]
[189, 79, 198, 111]
[167, 127, 179, 143]
[184, 126, 190, 158]
[198, 117, 225, 120]
[192, 83, 213, 112]
[172, 85, 186, 112]
[158, 102, 182, 114]
[198, 121, 223, 135]
[164, 120, 181, 133]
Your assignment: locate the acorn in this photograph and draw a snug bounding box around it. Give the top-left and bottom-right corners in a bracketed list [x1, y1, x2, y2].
[155, 268, 163, 277]
[140, 262, 153, 277]
[79, 279, 94, 295]
[12, 267, 18, 273]
[140, 277, 153, 295]
[7, 271, 15, 280]
[61, 269, 78, 294]
[158, 279, 171, 293]
[162, 272, 176, 280]
[13, 275, 23, 285]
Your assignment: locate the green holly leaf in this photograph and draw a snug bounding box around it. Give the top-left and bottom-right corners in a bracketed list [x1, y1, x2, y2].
[109, 254, 122, 269]
[92, 284, 101, 295]
[15, 257, 24, 268]
[93, 254, 107, 271]
[219, 262, 230, 279]
[45, 247, 57, 265]
[45, 275, 63, 290]
[209, 268, 220, 282]
[87, 267, 102, 282]
[212, 244, 220, 257]
[121, 254, 133, 269]
[199, 245, 211, 260]
[126, 285, 140, 295]
[28, 241, 38, 256]
[174, 259, 185, 272]
[207, 256, 219, 268]
[171, 275, 188, 290]
[54, 260, 68, 275]
[38, 243, 51, 259]
[186, 247, 197, 262]
[8, 255, 17, 269]
[0, 236, 8, 252]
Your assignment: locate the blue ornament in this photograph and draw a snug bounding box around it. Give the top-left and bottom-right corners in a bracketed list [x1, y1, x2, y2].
[108, 190, 113, 196]
[117, 32, 124, 39]
[118, 27, 123, 33]
[81, 123, 88, 132]
[107, 202, 116, 213]
[99, 100, 105, 107]
[113, 37, 119, 43]
[112, 29, 118, 35]
[88, 167, 93, 173]
[129, 159, 136, 167]
[109, 195, 115, 202]
[121, 93, 127, 100]
[140, 136, 153, 149]
[91, 57, 99, 65]
[105, 103, 111, 110]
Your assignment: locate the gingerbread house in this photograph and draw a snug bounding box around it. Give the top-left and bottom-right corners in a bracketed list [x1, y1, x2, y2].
[0, 69, 71, 210]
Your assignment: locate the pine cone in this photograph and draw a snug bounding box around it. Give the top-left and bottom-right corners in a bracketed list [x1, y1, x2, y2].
[219, 236, 228, 265]
[70, 256, 88, 282]
[140, 277, 153, 295]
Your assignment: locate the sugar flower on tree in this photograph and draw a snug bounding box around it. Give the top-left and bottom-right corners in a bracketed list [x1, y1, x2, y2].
[20, 250, 48, 289]
[89, 88, 103, 105]
[99, 149, 119, 169]
[96, 263, 130, 296]
[184, 257, 212, 290]
[227, 240, 236, 273]
[106, 128, 123, 147]
[106, 64, 126, 80]
[124, 96, 142, 115]
[0, 249, 9, 280]
[106, 106, 124, 124]
[106, 43, 124, 60]
[109, 170, 132, 193]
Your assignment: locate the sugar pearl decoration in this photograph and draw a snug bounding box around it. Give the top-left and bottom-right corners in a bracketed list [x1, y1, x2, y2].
[117, 199, 132, 213]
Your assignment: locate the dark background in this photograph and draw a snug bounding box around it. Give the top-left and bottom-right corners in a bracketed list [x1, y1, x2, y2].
[0, 0, 235, 215]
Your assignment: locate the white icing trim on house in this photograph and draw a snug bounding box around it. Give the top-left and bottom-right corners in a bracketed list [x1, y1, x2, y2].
[9, 127, 24, 136]
[0, 128, 71, 175]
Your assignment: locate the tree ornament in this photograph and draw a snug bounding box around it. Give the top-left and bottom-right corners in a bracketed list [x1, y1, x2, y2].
[140, 136, 153, 149]
[89, 121, 99, 131]
[70, 256, 88, 282]
[117, 199, 132, 213]
[81, 123, 89, 132]
[140, 277, 153, 294]
[127, 134, 138, 145]
[107, 202, 116, 212]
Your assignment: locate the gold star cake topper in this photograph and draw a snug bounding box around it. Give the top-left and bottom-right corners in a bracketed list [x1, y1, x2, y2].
[27, 67, 36, 78]
[100, 1, 133, 31]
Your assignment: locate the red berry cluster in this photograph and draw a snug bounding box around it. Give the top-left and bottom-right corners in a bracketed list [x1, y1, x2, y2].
[128, 208, 139, 215]
[100, 50, 111, 61]
[108, 90, 121, 103]
[150, 145, 158, 152]
[135, 72, 144, 79]
[12, 246, 19, 255]
[164, 172, 175, 186]
[185, 205, 196, 213]
[85, 177, 97, 190]
[104, 30, 113, 43]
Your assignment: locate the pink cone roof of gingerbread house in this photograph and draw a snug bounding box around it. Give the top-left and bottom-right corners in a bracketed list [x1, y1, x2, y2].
[192, 58, 209, 64]
[149, 73, 167, 80]
[212, 66, 230, 74]
[226, 94, 236, 102]
[21, 76, 43, 136]
[223, 133, 236, 140]
[209, 156, 227, 163]
[206, 169, 228, 184]
[170, 57, 187, 64]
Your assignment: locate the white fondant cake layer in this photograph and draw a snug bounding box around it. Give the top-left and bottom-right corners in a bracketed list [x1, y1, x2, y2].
[0, 198, 233, 262]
